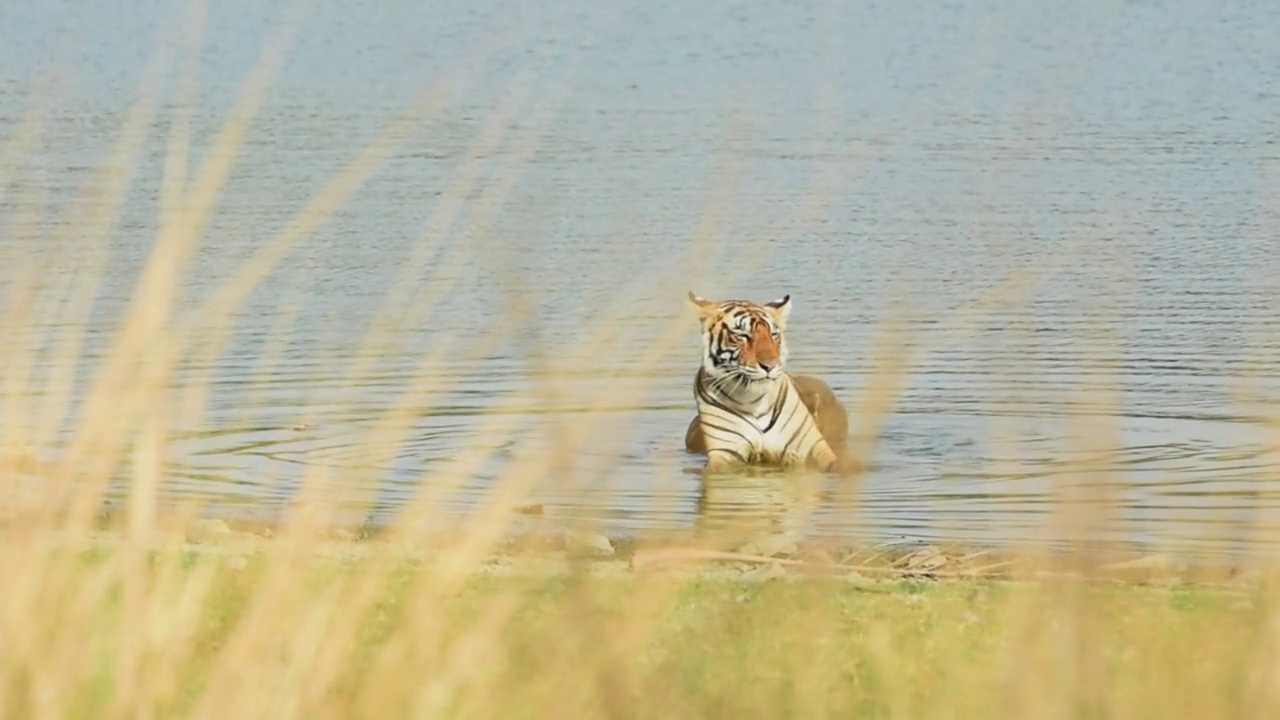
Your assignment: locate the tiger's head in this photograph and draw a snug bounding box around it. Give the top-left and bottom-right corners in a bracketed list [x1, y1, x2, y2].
[688, 291, 792, 382]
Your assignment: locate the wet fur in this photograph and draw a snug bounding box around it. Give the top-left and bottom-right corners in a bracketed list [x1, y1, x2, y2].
[685, 373, 854, 463]
[685, 292, 862, 477]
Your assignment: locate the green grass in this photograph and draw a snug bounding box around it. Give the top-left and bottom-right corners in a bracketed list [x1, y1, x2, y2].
[5, 539, 1263, 720]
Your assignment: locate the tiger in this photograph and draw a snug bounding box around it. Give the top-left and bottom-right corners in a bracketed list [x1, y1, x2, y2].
[685, 291, 862, 477]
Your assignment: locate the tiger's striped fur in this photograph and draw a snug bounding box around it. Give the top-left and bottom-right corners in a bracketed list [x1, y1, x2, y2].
[687, 291, 842, 475]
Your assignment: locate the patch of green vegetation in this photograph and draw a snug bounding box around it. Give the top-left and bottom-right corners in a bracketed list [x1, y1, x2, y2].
[4, 542, 1266, 719]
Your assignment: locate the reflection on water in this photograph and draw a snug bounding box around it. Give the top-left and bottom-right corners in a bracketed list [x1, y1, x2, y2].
[4, 0, 1280, 557]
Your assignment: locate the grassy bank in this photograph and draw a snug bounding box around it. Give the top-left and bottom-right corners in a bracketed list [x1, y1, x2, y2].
[0, 526, 1270, 719]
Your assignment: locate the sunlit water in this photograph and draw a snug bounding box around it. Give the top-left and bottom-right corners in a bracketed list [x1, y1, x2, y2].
[3, 0, 1280, 558]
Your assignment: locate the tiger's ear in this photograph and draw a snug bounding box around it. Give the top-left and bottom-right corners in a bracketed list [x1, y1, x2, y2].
[688, 291, 721, 322]
[764, 294, 792, 327]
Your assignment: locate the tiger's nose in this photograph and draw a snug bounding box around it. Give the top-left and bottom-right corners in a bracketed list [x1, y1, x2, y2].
[758, 360, 778, 373]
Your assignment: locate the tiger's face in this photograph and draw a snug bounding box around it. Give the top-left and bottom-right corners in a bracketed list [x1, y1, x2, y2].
[688, 291, 792, 382]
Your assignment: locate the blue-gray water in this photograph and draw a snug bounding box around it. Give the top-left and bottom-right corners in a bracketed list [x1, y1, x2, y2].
[3, 0, 1280, 557]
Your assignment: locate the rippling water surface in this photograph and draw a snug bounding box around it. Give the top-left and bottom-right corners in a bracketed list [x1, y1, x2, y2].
[3, 0, 1280, 557]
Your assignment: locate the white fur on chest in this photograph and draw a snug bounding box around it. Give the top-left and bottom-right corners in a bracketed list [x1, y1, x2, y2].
[740, 415, 802, 464]
[697, 379, 805, 465]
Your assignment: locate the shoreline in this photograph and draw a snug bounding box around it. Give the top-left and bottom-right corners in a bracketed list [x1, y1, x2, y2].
[4, 508, 1256, 591]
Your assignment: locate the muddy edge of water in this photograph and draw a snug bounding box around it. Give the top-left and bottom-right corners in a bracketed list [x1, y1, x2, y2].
[0, 507, 1256, 590]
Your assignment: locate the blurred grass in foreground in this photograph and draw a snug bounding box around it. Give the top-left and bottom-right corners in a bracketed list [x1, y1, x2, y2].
[4, 3, 1280, 719]
[3, 544, 1270, 719]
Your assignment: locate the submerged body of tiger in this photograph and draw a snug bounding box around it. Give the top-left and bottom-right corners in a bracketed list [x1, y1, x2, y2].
[686, 291, 860, 476]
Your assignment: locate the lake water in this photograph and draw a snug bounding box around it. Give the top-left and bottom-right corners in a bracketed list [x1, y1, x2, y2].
[3, 0, 1280, 559]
